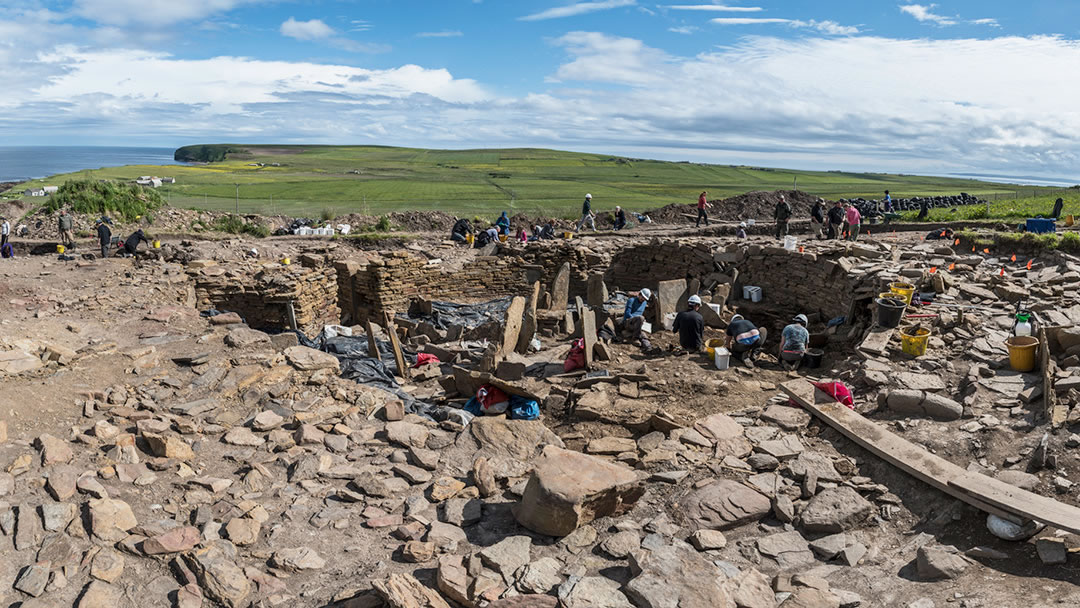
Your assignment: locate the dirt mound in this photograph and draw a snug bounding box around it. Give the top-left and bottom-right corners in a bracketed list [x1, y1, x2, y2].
[646, 190, 828, 224]
[0, 197, 32, 222]
[387, 210, 457, 232]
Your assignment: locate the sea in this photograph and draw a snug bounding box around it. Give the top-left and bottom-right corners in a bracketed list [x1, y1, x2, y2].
[0, 146, 180, 182]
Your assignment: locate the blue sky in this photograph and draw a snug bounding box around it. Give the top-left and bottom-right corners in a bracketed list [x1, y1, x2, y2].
[3, 1, 1080, 180]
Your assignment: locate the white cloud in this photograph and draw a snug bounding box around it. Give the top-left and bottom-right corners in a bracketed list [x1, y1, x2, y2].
[666, 4, 762, 12]
[417, 30, 464, 38]
[899, 4, 956, 26]
[710, 17, 859, 34]
[519, 0, 636, 21]
[71, 0, 256, 26]
[972, 18, 1000, 27]
[668, 26, 699, 34]
[280, 17, 335, 41]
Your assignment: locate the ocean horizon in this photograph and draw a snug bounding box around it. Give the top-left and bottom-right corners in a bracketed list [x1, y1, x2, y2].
[0, 146, 180, 183]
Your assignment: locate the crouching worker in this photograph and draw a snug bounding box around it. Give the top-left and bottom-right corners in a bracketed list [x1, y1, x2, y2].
[618, 288, 653, 350]
[673, 295, 705, 353]
[725, 314, 767, 368]
[779, 313, 810, 370]
[123, 229, 149, 256]
[450, 218, 472, 242]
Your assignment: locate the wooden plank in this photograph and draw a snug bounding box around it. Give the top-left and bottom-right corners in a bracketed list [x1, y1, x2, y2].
[858, 328, 894, 357]
[383, 312, 409, 380]
[781, 379, 1034, 527]
[364, 319, 380, 360]
[949, 472, 1080, 534]
[284, 301, 298, 331]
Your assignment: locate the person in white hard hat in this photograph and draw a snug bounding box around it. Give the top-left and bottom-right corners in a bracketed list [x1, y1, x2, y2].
[779, 313, 810, 370]
[736, 222, 748, 239]
[576, 193, 596, 232]
[619, 287, 653, 350]
[673, 294, 705, 352]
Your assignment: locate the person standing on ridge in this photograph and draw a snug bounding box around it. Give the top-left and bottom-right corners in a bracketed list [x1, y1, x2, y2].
[884, 190, 893, 213]
[845, 202, 863, 241]
[810, 199, 826, 240]
[58, 210, 75, 249]
[774, 195, 792, 239]
[576, 194, 596, 232]
[696, 191, 711, 227]
[827, 200, 845, 239]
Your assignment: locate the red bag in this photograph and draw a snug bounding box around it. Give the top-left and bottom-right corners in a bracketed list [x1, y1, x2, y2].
[413, 353, 440, 368]
[476, 385, 510, 415]
[563, 338, 586, 372]
[789, 381, 854, 409]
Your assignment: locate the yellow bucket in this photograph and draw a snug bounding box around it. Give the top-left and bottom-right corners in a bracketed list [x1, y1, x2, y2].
[900, 327, 930, 357]
[152, 240, 161, 249]
[56, 244, 65, 254]
[889, 282, 916, 305]
[465, 233, 474, 245]
[563, 232, 573, 239]
[704, 338, 725, 359]
[1067, 215, 1075, 227]
[1006, 336, 1039, 372]
[281, 257, 291, 265]
[498, 234, 508, 243]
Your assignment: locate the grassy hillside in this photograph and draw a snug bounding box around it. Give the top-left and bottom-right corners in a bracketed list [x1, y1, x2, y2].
[7, 145, 1071, 219]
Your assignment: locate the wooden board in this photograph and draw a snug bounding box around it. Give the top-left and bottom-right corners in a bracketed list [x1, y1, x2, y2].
[364, 319, 380, 360]
[383, 312, 409, 380]
[949, 471, 1080, 535]
[780, 379, 1053, 528]
[858, 328, 894, 357]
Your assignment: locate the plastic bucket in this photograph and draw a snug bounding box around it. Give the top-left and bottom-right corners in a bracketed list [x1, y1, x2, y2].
[783, 235, 797, 251]
[744, 286, 762, 302]
[705, 338, 725, 359]
[499, 234, 508, 243]
[1067, 215, 1075, 227]
[889, 282, 916, 305]
[1005, 336, 1039, 372]
[714, 347, 731, 370]
[900, 327, 930, 357]
[152, 240, 161, 249]
[563, 232, 573, 239]
[56, 244, 65, 254]
[875, 297, 907, 328]
[804, 348, 824, 369]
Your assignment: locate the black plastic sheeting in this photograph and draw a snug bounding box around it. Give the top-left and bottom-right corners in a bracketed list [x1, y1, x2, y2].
[405, 297, 512, 331]
[294, 328, 469, 424]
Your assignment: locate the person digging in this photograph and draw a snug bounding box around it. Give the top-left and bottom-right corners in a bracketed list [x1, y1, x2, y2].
[779, 313, 810, 370]
[725, 313, 767, 368]
[618, 288, 655, 352]
[672, 294, 705, 354]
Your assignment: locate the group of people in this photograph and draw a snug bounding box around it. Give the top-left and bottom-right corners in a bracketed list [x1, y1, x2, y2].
[576, 193, 650, 232]
[616, 286, 813, 370]
[809, 198, 863, 241]
[0, 209, 151, 260]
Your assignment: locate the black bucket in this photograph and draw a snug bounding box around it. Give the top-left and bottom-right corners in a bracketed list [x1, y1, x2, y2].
[805, 348, 824, 368]
[875, 297, 907, 328]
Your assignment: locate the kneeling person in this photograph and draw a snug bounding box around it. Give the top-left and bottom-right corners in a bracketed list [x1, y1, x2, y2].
[779, 314, 810, 369]
[725, 314, 767, 367]
[673, 295, 705, 352]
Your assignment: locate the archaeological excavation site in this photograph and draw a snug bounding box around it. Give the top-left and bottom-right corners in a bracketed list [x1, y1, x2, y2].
[3, 221, 1080, 608]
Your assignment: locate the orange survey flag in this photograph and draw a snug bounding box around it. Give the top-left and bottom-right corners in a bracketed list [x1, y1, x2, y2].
[930, 266, 937, 273]
[983, 248, 990, 254]
[948, 262, 955, 271]
[954, 238, 960, 246]
[1000, 267, 1006, 276]
[1027, 259, 1033, 270]
[1011, 254, 1017, 262]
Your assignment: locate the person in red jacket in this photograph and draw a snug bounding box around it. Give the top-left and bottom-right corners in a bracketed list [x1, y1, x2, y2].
[696, 191, 711, 227]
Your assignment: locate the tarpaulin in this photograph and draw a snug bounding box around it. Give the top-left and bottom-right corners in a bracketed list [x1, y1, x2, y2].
[404, 298, 512, 331]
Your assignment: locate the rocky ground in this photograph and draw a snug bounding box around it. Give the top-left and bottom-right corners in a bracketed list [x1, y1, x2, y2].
[2, 224, 1080, 608]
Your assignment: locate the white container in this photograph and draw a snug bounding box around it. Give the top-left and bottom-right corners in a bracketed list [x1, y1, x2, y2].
[783, 235, 797, 251]
[708, 303, 722, 316]
[1014, 320, 1033, 337]
[746, 219, 756, 226]
[746, 286, 762, 303]
[742, 285, 753, 299]
[662, 312, 677, 331]
[641, 322, 653, 334]
[714, 346, 731, 370]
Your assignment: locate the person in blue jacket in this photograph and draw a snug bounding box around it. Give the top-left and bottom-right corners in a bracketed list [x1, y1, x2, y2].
[619, 288, 653, 350]
[494, 211, 510, 235]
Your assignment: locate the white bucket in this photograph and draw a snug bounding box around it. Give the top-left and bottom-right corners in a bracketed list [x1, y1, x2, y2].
[742, 285, 753, 299]
[746, 286, 762, 303]
[746, 219, 756, 226]
[662, 312, 677, 331]
[783, 235, 797, 251]
[714, 346, 731, 370]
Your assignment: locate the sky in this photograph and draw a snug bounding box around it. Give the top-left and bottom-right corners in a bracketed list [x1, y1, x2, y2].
[2, 0, 1080, 181]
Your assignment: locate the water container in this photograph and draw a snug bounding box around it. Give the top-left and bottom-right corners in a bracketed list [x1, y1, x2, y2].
[1014, 313, 1033, 337]
[714, 347, 731, 370]
[783, 235, 797, 251]
[875, 297, 907, 328]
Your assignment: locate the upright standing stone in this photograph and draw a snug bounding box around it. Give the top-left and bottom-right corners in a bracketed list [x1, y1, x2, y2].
[501, 296, 526, 357]
[577, 296, 596, 370]
[550, 263, 570, 312]
[656, 279, 687, 323]
[516, 281, 541, 354]
[587, 274, 608, 307]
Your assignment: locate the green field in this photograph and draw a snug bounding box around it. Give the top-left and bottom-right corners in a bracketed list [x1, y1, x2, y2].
[6, 144, 1074, 219]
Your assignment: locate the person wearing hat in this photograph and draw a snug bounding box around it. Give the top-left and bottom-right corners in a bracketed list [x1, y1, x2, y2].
[673, 294, 706, 352]
[95, 219, 112, 259]
[619, 288, 653, 350]
[779, 313, 810, 369]
[736, 222, 747, 239]
[613, 205, 627, 231]
[725, 313, 767, 367]
[576, 193, 596, 232]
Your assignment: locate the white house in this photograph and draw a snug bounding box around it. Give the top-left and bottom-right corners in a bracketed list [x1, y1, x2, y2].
[161, 177, 176, 184]
[136, 178, 163, 188]
[43, 186, 58, 194]
[24, 188, 45, 197]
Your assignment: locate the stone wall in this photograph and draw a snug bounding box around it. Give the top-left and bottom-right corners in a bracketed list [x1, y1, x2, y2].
[191, 261, 340, 336]
[605, 239, 720, 291]
[732, 245, 859, 321]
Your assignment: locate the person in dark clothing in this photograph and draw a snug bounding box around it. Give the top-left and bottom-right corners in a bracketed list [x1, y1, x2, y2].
[96, 220, 112, 259]
[576, 194, 596, 232]
[917, 198, 929, 220]
[925, 227, 954, 241]
[673, 295, 705, 352]
[725, 313, 768, 367]
[451, 218, 473, 242]
[810, 199, 826, 240]
[123, 229, 149, 255]
[1052, 197, 1065, 219]
[774, 195, 792, 239]
[613, 206, 627, 231]
[884, 190, 892, 212]
[539, 220, 557, 240]
[827, 201, 845, 239]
